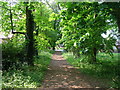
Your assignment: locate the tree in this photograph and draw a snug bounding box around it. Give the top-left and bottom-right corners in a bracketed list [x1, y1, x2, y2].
[45, 0, 62, 50]
[1, 1, 60, 68]
[102, 2, 120, 33]
[33, 2, 59, 50]
[25, 2, 35, 66]
[57, 2, 116, 62]
[1, 1, 28, 69]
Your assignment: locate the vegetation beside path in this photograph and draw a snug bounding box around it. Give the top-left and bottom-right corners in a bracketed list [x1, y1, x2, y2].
[63, 52, 120, 88]
[2, 51, 52, 88]
[1, 1, 120, 89]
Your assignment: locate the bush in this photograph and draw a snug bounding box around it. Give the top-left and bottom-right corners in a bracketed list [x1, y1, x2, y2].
[2, 51, 52, 88]
[2, 38, 26, 70]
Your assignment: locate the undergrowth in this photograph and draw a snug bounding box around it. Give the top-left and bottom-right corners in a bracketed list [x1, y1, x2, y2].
[0, 70, 2, 89]
[63, 52, 120, 88]
[2, 51, 52, 88]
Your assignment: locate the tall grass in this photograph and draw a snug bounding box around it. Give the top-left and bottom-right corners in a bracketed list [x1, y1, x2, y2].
[63, 52, 120, 88]
[2, 51, 52, 88]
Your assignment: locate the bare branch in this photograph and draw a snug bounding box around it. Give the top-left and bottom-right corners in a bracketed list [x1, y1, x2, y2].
[9, 6, 26, 36]
[45, 0, 55, 12]
[58, 3, 61, 10]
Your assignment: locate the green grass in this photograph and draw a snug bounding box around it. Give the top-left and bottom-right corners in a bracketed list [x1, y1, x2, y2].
[63, 52, 120, 88]
[2, 51, 52, 88]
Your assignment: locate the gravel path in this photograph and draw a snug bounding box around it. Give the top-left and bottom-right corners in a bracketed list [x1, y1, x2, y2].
[40, 51, 110, 88]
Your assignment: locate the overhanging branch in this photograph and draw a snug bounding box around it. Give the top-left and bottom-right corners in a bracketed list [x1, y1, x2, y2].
[9, 7, 27, 37]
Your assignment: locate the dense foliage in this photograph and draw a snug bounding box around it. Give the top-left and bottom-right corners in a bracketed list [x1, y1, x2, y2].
[1, 1, 59, 69]
[2, 51, 52, 88]
[2, 35, 26, 70]
[1, 0, 120, 88]
[54, 2, 117, 63]
[1, 1, 57, 88]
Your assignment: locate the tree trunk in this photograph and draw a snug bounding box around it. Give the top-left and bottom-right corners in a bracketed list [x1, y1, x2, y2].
[53, 46, 55, 51]
[72, 47, 80, 58]
[9, 7, 26, 35]
[113, 9, 120, 53]
[103, 2, 120, 33]
[26, 5, 34, 66]
[112, 7, 120, 33]
[34, 23, 38, 56]
[93, 47, 97, 62]
[116, 17, 120, 33]
[76, 48, 80, 57]
[91, 47, 97, 63]
[116, 17, 120, 53]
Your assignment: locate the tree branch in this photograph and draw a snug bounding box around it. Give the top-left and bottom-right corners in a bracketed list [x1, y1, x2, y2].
[9, 7, 26, 36]
[58, 3, 61, 10]
[45, 0, 55, 12]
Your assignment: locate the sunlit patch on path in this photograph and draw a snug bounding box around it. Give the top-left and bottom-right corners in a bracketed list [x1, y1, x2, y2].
[40, 51, 109, 88]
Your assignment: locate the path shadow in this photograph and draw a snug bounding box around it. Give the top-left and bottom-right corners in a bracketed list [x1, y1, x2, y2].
[41, 51, 110, 88]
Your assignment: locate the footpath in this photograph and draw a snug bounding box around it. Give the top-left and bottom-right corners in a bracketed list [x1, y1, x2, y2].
[41, 51, 109, 88]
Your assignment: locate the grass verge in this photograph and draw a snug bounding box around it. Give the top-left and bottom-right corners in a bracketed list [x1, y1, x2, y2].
[63, 52, 120, 88]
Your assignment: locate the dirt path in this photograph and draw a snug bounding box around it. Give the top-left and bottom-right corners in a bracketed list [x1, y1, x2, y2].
[41, 51, 109, 88]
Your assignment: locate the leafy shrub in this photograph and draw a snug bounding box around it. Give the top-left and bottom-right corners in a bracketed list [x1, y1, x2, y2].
[2, 37, 26, 70]
[2, 51, 52, 88]
[2, 70, 37, 88]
